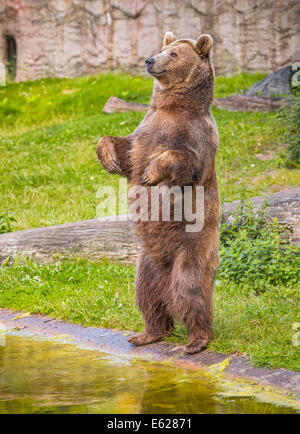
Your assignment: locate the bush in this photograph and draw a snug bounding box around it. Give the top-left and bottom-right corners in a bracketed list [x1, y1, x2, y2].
[277, 93, 300, 167]
[0, 212, 16, 234]
[219, 201, 300, 291]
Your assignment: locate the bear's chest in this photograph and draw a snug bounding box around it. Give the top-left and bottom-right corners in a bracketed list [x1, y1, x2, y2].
[130, 111, 191, 183]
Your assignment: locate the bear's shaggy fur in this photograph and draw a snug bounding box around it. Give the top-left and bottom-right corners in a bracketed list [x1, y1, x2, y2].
[97, 32, 220, 354]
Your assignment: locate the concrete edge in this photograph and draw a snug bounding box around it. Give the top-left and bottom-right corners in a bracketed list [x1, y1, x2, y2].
[0, 308, 299, 398]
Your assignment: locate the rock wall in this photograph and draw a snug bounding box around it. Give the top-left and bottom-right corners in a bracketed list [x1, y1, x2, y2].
[0, 0, 299, 81]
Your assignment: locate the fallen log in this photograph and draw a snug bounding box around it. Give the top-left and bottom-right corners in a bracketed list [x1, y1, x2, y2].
[102, 95, 289, 114]
[213, 95, 289, 112]
[0, 188, 299, 264]
[0, 217, 139, 264]
[103, 96, 148, 114]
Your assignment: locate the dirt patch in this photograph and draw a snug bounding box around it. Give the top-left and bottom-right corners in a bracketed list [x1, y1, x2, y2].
[256, 150, 276, 161]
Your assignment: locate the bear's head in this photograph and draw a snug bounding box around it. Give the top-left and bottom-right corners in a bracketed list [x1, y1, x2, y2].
[145, 32, 214, 92]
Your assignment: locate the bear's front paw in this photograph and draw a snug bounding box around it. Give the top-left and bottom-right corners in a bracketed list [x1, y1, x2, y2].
[142, 161, 163, 185]
[97, 137, 122, 174]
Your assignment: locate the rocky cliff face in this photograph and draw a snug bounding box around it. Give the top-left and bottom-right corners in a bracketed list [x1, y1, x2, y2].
[0, 0, 299, 81]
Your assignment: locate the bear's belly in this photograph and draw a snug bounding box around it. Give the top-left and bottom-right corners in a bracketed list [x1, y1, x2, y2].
[130, 181, 220, 267]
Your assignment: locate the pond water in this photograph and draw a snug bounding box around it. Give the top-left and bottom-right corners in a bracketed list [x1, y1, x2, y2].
[0, 335, 298, 414]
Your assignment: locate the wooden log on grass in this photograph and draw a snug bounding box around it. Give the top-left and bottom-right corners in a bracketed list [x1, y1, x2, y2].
[103, 97, 148, 114]
[0, 188, 299, 264]
[102, 95, 289, 114]
[213, 95, 289, 112]
[0, 217, 140, 264]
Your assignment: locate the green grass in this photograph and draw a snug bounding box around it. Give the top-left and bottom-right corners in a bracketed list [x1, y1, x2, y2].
[0, 258, 299, 371]
[0, 259, 140, 331]
[1, 72, 299, 230]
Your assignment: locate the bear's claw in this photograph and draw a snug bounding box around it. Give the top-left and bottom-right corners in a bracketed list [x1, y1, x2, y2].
[128, 332, 163, 346]
[185, 340, 209, 354]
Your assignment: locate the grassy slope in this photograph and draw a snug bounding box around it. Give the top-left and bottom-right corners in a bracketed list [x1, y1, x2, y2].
[0, 72, 299, 371]
[0, 72, 298, 230]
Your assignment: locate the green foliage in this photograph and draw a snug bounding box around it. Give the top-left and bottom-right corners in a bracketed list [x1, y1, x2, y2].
[0, 258, 141, 330]
[0, 73, 153, 131]
[214, 72, 267, 98]
[277, 93, 300, 167]
[219, 201, 300, 290]
[0, 211, 16, 234]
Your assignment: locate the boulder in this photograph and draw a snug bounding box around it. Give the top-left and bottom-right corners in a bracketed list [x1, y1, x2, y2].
[245, 66, 293, 97]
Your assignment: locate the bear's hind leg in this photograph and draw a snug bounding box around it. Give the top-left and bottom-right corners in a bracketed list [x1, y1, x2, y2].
[128, 253, 174, 347]
[170, 250, 217, 354]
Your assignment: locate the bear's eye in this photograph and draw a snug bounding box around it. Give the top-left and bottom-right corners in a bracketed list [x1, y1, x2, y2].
[170, 52, 178, 58]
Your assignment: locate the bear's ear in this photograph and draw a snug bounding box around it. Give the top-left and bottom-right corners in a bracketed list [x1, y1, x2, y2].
[195, 34, 213, 57]
[163, 31, 177, 46]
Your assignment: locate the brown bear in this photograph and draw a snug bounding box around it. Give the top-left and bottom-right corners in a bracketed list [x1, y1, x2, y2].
[97, 32, 220, 354]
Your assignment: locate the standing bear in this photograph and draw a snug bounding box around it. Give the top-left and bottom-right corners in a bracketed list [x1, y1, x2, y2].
[97, 32, 220, 354]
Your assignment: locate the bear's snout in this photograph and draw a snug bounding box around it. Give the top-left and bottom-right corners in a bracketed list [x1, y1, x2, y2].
[145, 57, 156, 69]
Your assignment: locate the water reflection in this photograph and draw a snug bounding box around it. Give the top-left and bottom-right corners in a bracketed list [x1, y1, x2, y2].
[0, 336, 297, 414]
